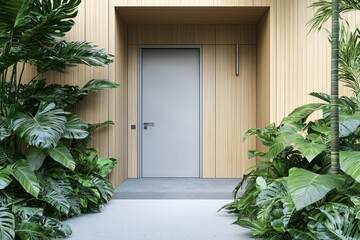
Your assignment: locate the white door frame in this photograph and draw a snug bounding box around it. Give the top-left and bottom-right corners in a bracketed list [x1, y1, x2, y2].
[137, 45, 203, 178]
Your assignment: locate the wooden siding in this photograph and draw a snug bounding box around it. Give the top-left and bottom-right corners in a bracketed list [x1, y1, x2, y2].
[215, 45, 257, 177]
[202, 45, 216, 177]
[22, 0, 360, 186]
[256, 10, 270, 154]
[127, 46, 138, 178]
[128, 25, 216, 45]
[108, 9, 129, 186]
[117, 7, 268, 24]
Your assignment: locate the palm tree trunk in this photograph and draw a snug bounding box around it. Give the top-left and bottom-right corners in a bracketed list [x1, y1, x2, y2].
[330, 0, 340, 174]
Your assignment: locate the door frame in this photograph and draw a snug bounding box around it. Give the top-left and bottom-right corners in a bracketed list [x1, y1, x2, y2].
[137, 45, 203, 178]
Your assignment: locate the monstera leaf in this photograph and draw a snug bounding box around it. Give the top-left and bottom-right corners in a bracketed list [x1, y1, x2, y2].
[63, 116, 88, 139]
[340, 151, 360, 183]
[11, 160, 41, 198]
[25, 146, 47, 171]
[283, 103, 325, 123]
[308, 203, 360, 239]
[13, 103, 67, 149]
[0, 168, 12, 190]
[339, 114, 360, 137]
[48, 144, 75, 171]
[285, 168, 346, 210]
[293, 139, 327, 162]
[0, 208, 15, 240]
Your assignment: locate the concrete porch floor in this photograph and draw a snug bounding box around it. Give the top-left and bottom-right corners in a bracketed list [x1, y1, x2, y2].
[114, 178, 243, 199]
[63, 199, 253, 240]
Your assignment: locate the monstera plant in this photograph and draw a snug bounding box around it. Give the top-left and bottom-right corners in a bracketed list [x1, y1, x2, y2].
[0, 0, 117, 239]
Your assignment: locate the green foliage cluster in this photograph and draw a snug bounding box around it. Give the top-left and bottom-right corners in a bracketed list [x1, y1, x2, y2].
[223, 92, 360, 238]
[223, 1, 360, 239]
[0, 0, 118, 239]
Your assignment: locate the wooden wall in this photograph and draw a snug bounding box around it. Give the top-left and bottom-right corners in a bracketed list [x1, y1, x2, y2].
[256, 10, 270, 155]
[22, 0, 360, 186]
[126, 25, 257, 178]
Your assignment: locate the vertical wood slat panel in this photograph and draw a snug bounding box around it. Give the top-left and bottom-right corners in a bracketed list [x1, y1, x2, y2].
[127, 45, 138, 178]
[269, 0, 360, 124]
[256, 11, 270, 154]
[83, 0, 110, 157]
[216, 45, 257, 178]
[109, 9, 128, 187]
[113, 0, 256, 7]
[216, 25, 256, 44]
[202, 45, 216, 178]
[128, 25, 216, 45]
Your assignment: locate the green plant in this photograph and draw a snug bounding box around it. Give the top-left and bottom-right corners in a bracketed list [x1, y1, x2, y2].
[223, 3, 360, 235]
[0, 0, 118, 239]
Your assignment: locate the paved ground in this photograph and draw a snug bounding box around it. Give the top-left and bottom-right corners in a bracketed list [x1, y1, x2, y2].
[114, 178, 243, 199]
[63, 200, 253, 240]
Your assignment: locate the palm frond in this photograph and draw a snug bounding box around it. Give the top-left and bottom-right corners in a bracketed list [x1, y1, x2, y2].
[339, 26, 360, 93]
[33, 41, 113, 73]
[308, 0, 360, 32]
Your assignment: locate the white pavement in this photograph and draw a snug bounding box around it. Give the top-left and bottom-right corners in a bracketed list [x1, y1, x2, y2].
[62, 199, 253, 240]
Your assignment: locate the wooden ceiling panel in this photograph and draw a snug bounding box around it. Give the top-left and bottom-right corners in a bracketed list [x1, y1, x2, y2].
[117, 7, 269, 24]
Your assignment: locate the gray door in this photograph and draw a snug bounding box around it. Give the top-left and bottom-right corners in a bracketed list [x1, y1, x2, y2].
[141, 48, 200, 177]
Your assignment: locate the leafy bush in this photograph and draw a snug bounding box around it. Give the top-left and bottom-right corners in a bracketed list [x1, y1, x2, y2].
[222, 2, 360, 238]
[223, 92, 360, 239]
[0, 0, 117, 239]
[222, 26, 360, 240]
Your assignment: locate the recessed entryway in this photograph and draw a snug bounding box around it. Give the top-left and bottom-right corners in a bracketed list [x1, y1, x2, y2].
[140, 48, 201, 177]
[114, 6, 270, 182]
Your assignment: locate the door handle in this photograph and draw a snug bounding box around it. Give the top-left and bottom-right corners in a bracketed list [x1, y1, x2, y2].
[143, 122, 155, 130]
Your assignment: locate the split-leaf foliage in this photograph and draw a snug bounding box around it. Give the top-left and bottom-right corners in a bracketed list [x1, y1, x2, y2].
[0, 0, 117, 239]
[222, 1, 360, 239]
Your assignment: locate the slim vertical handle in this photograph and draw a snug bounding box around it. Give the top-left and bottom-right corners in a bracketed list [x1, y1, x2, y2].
[235, 44, 239, 76]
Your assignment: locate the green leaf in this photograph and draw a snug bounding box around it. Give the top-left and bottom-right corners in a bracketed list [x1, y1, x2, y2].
[43, 190, 70, 215]
[63, 115, 88, 139]
[265, 133, 303, 159]
[48, 144, 75, 171]
[41, 177, 70, 215]
[308, 203, 360, 239]
[11, 160, 41, 198]
[0, 208, 15, 240]
[12, 206, 43, 222]
[234, 219, 272, 236]
[41, 217, 72, 238]
[309, 92, 330, 103]
[311, 126, 331, 136]
[13, 102, 68, 149]
[247, 150, 266, 159]
[340, 151, 360, 183]
[339, 114, 360, 137]
[285, 168, 346, 210]
[256, 177, 267, 191]
[283, 103, 325, 123]
[0, 0, 32, 33]
[0, 168, 12, 190]
[96, 158, 117, 178]
[25, 146, 47, 171]
[15, 222, 48, 240]
[36, 42, 114, 73]
[82, 79, 118, 92]
[350, 196, 360, 220]
[293, 139, 327, 162]
[0, 117, 11, 141]
[288, 229, 317, 240]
